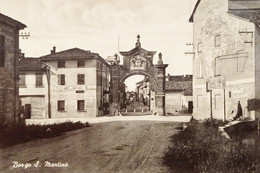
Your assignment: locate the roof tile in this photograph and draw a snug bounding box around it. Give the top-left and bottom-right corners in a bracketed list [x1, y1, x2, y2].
[40, 48, 97, 60]
[228, 9, 260, 26]
[19, 58, 45, 71]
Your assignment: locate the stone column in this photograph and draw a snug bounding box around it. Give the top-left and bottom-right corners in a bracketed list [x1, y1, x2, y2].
[155, 53, 168, 115]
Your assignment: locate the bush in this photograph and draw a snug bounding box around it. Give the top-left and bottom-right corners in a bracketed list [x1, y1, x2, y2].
[164, 119, 260, 173]
[0, 121, 90, 148]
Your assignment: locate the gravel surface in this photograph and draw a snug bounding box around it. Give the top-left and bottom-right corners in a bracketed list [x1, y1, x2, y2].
[0, 121, 182, 173]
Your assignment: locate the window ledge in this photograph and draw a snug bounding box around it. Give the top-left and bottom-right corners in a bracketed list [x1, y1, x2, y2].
[77, 110, 86, 112]
[35, 86, 44, 88]
[58, 110, 66, 112]
[196, 77, 203, 79]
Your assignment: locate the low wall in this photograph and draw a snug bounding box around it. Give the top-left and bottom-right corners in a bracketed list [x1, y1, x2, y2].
[219, 121, 258, 139]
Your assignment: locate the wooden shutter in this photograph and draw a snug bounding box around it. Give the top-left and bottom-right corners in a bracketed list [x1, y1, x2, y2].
[36, 73, 43, 87]
[58, 74, 61, 85]
[77, 100, 84, 110]
[0, 36, 5, 67]
[61, 74, 65, 85]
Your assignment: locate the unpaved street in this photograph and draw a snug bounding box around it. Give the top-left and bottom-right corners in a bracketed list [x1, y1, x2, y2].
[0, 121, 182, 173]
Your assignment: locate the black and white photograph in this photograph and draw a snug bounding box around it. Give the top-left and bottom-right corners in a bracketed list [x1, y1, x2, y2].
[0, 0, 260, 172]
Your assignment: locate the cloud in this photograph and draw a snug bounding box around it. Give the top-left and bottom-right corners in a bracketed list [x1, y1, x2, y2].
[1, 0, 195, 75]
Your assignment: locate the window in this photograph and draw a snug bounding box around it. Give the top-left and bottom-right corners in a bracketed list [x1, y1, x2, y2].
[58, 60, 65, 68]
[100, 63, 103, 71]
[199, 62, 203, 78]
[215, 52, 248, 76]
[19, 74, 26, 87]
[77, 60, 85, 67]
[196, 61, 203, 78]
[197, 42, 202, 53]
[57, 100, 65, 111]
[77, 74, 85, 85]
[0, 36, 5, 67]
[58, 74, 65, 85]
[36, 73, 43, 87]
[77, 100, 85, 111]
[97, 61, 100, 70]
[215, 35, 221, 47]
[214, 94, 222, 109]
[229, 91, 232, 98]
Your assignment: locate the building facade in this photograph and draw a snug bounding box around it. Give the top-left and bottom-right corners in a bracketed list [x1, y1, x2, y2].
[19, 47, 111, 119]
[165, 74, 193, 114]
[0, 13, 26, 126]
[19, 58, 48, 119]
[190, 0, 260, 120]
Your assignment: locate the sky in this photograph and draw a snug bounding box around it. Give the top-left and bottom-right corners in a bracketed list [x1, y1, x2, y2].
[0, 0, 197, 91]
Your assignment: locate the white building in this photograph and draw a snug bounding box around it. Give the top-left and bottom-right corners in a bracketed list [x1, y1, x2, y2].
[165, 74, 193, 114]
[190, 0, 260, 120]
[19, 47, 111, 119]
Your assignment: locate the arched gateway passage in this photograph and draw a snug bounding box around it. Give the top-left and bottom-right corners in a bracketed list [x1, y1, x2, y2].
[109, 35, 168, 115]
[119, 70, 158, 90]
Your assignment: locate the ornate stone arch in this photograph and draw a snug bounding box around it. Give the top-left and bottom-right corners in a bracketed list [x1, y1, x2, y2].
[109, 35, 168, 115]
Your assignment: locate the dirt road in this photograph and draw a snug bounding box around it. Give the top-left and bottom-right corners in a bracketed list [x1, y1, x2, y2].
[0, 121, 182, 173]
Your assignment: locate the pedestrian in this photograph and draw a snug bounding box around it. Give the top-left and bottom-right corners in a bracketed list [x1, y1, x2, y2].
[233, 101, 242, 120]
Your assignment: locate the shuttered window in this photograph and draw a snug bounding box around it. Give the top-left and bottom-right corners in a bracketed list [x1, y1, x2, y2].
[19, 73, 26, 87]
[58, 74, 65, 85]
[36, 73, 43, 87]
[77, 100, 85, 111]
[77, 60, 85, 67]
[77, 74, 85, 85]
[0, 36, 5, 67]
[58, 60, 65, 68]
[57, 100, 65, 111]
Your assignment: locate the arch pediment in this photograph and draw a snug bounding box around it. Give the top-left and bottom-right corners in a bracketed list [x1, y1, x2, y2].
[120, 47, 156, 57]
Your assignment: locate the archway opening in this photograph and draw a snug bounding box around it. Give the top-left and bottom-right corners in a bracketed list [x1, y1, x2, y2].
[119, 74, 156, 115]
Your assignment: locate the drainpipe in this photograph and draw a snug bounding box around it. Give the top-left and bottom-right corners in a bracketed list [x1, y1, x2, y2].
[224, 89, 226, 122]
[46, 66, 51, 118]
[101, 64, 103, 115]
[210, 90, 213, 120]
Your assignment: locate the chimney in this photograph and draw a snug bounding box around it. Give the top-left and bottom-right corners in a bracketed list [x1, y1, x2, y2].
[51, 46, 56, 54]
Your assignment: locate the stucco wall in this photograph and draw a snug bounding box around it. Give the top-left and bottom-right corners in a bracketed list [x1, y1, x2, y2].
[48, 59, 98, 118]
[19, 57, 111, 119]
[165, 92, 183, 113]
[182, 95, 193, 112]
[20, 97, 45, 119]
[192, 0, 256, 120]
[19, 71, 48, 96]
[19, 71, 48, 119]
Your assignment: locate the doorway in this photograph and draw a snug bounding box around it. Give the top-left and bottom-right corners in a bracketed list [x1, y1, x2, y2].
[24, 104, 31, 119]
